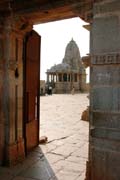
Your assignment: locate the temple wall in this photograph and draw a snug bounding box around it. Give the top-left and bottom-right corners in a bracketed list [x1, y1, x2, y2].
[55, 82, 72, 94]
[54, 82, 80, 94]
[89, 1, 120, 179]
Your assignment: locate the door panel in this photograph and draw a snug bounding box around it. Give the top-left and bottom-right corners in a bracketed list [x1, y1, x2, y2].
[24, 30, 40, 153]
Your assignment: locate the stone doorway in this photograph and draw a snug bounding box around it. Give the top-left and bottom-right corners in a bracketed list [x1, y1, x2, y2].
[0, 1, 120, 179]
[35, 19, 90, 179]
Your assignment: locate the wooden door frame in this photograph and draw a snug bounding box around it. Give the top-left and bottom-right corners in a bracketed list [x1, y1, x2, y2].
[23, 30, 40, 155]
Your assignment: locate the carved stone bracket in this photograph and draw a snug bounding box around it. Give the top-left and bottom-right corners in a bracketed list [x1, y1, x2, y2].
[13, 16, 33, 35]
[92, 53, 120, 65]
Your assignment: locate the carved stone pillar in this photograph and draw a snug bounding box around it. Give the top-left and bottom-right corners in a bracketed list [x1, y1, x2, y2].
[47, 73, 49, 83]
[53, 74, 54, 82]
[77, 73, 79, 82]
[79, 74, 82, 91]
[62, 73, 63, 82]
[0, 16, 33, 165]
[67, 73, 69, 82]
[51, 74, 53, 82]
[56, 73, 58, 82]
[88, 1, 120, 179]
[70, 73, 72, 82]
[55, 74, 57, 82]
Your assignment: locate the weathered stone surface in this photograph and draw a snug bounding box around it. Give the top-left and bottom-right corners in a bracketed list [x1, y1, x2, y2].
[90, 1, 120, 179]
[51, 144, 78, 157]
[92, 87, 120, 111]
[56, 170, 80, 180]
[91, 66, 120, 86]
[90, 147, 107, 180]
[94, 0, 120, 15]
[91, 138, 120, 152]
[92, 16, 120, 54]
[90, 147, 120, 180]
[92, 112, 120, 129]
[90, 128, 120, 141]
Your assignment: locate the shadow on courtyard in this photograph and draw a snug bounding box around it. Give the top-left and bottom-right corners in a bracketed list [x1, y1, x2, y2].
[0, 146, 58, 180]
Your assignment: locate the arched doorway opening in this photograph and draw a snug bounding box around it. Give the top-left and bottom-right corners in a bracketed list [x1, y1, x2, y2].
[33, 18, 90, 179]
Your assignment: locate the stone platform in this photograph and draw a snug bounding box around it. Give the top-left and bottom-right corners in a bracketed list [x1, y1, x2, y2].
[0, 93, 89, 180]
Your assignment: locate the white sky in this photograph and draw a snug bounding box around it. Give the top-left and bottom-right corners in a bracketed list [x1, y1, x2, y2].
[34, 17, 90, 81]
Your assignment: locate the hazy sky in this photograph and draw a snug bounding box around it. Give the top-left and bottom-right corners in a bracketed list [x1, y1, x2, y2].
[34, 17, 90, 81]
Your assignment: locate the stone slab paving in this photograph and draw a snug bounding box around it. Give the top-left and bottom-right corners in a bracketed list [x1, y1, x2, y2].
[0, 93, 89, 180]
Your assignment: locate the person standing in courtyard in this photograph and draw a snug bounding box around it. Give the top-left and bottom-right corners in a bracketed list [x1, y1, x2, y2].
[71, 86, 75, 95]
[49, 86, 52, 95]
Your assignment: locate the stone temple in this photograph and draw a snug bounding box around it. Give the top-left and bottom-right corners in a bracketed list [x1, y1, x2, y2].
[1, 1, 120, 179]
[46, 39, 87, 93]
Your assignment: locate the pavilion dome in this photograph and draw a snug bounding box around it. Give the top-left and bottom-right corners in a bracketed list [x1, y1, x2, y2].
[47, 63, 71, 73]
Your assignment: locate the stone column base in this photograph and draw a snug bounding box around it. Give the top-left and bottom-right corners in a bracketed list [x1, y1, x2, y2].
[5, 138, 25, 166]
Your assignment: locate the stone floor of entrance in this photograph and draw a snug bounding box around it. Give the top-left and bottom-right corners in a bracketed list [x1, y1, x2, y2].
[0, 93, 89, 180]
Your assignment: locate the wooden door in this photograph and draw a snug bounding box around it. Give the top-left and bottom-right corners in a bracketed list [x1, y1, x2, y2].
[23, 30, 40, 153]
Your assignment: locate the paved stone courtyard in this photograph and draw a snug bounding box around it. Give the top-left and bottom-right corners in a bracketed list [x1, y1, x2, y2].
[0, 93, 89, 180]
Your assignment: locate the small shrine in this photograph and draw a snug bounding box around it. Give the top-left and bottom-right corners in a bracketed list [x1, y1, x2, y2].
[46, 39, 87, 93]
